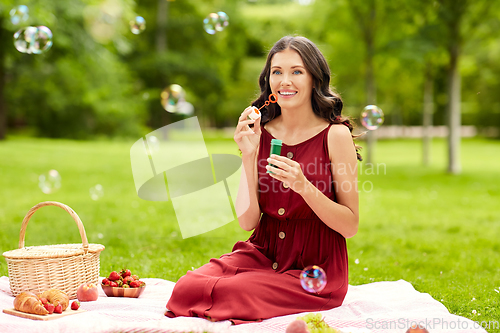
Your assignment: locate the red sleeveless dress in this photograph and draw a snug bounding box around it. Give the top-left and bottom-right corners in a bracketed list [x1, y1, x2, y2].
[165, 123, 348, 324]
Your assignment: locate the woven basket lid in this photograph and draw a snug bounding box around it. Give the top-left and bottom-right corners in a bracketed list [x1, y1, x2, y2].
[3, 243, 105, 259]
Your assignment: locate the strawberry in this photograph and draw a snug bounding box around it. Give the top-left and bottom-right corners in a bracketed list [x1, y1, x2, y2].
[39, 297, 48, 305]
[54, 304, 63, 314]
[71, 301, 80, 310]
[122, 284, 130, 288]
[101, 278, 110, 286]
[120, 268, 131, 278]
[123, 276, 134, 285]
[131, 275, 139, 281]
[129, 280, 140, 288]
[108, 271, 121, 281]
[109, 281, 118, 287]
[44, 303, 55, 314]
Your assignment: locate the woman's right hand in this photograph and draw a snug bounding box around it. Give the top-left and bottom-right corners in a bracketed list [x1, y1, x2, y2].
[234, 106, 262, 156]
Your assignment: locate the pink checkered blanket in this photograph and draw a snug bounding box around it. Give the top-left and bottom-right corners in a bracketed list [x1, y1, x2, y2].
[0, 276, 487, 333]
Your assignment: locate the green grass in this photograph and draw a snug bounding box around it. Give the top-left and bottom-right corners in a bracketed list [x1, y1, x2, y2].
[0, 134, 499, 332]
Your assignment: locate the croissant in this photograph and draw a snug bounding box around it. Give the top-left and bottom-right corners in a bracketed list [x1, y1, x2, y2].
[14, 292, 49, 315]
[37, 289, 69, 311]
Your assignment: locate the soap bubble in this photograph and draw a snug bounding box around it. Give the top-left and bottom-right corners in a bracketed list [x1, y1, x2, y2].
[361, 105, 384, 130]
[203, 13, 220, 35]
[147, 135, 160, 154]
[203, 12, 229, 35]
[130, 16, 146, 34]
[10, 5, 29, 25]
[177, 101, 195, 116]
[216, 12, 229, 31]
[89, 184, 104, 200]
[161, 84, 185, 113]
[300, 265, 327, 293]
[83, 1, 121, 44]
[39, 170, 61, 194]
[13, 26, 53, 54]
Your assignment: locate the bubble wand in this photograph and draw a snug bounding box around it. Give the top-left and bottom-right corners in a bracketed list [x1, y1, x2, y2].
[248, 94, 278, 120]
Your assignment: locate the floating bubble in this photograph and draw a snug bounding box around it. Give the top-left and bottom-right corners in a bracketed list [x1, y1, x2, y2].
[161, 84, 185, 113]
[361, 105, 384, 130]
[31, 26, 53, 54]
[83, 1, 122, 44]
[147, 135, 160, 154]
[300, 265, 327, 293]
[90, 184, 104, 200]
[39, 170, 61, 194]
[203, 13, 220, 35]
[177, 101, 195, 116]
[13, 26, 53, 54]
[130, 16, 146, 34]
[10, 5, 29, 25]
[216, 12, 229, 31]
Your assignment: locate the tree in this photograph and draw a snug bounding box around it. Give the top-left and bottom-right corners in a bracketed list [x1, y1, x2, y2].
[436, 0, 494, 174]
[0, 0, 147, 139]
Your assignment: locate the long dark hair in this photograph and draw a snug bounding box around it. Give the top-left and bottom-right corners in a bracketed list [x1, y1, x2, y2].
[252, 36, 362, 161]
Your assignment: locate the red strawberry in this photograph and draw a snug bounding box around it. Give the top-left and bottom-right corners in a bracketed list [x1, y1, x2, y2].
[109, 281, 118, 287]
[39, 297, 48, 305]
[120, 268, 131, 278]
[108, 271, 120, 281]
[131, 275, 139, 281]
[54, 304, 63, 314]
[123, 276, 134, 285]
[129, 280, 140, 288]
[122, 284, 130, 288]
[71, 301, 80, 310]
[44, 303, 55, 314]
[101, 278, 110, 286]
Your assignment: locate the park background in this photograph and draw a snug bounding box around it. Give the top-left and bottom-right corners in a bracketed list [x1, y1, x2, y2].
[0, 0, 499, 331]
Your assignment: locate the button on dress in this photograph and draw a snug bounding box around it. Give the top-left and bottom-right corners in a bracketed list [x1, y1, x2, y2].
[165, 123, 348, 324]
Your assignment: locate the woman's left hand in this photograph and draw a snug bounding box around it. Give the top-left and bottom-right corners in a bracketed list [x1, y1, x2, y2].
[266, 154, 310, 194]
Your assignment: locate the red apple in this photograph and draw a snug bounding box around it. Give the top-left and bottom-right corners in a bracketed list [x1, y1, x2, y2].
[77, 282, 99, 302]
[286, 320, 310, 333]
[406, 326, 430, 333]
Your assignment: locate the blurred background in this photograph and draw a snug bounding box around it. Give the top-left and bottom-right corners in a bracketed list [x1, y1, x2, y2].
[1, 2, 500, 324]
[1, 0, 499, 150]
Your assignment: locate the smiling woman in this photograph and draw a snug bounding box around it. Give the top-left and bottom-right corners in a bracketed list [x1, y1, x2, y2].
[166, 36, 362, 324]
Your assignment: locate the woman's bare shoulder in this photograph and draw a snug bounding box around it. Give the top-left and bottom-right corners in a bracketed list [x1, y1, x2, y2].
[327, 124, 356, 161]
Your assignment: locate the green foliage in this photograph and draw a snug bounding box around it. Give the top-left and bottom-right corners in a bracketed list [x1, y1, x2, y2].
[1, 0, 147, 138]
[1, 0, 500, 136]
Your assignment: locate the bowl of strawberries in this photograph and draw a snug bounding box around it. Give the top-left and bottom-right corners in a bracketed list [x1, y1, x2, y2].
[101, 268, 146, 298]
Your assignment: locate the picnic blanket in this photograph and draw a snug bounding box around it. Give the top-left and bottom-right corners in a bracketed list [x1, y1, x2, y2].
[0, 276, 487, 333]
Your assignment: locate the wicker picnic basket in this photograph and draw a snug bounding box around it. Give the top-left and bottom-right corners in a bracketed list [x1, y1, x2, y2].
[2, 201, 105, 299]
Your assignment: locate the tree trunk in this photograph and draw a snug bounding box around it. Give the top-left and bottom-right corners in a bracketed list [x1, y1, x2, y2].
[156, 0, 168, 53]
[0, 17, 7, 140]
[446, 42, 461, 174]
[364, 2, 377, 165]
[422, 62, 434, 166]
[157, 0, 169, 127]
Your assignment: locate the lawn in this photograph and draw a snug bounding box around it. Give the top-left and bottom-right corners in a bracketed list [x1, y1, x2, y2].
[0, 133, 499, 332]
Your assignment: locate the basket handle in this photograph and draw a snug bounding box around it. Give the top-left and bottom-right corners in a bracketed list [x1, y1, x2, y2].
[18, 201, 89, 252]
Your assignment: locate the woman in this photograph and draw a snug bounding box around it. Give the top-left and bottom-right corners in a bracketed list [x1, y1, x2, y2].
[166, 36, 360, 324]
